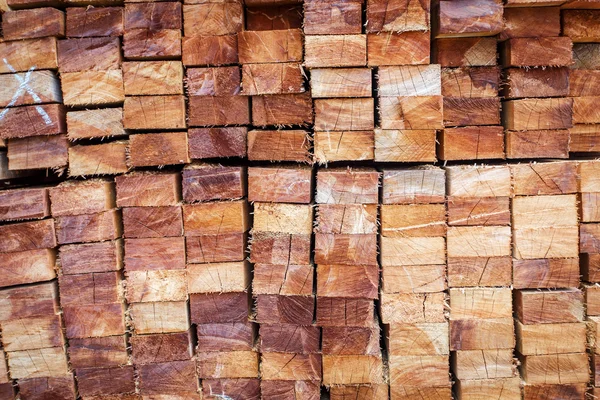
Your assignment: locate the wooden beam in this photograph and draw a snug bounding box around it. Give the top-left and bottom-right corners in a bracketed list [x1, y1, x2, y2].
[68, 142, 128, 176]
[58, 37, 121, 73]
[366, 0, 430, 33]
[123, 61, 183, 95]
[238, 29, 302, 63]
[65, 6, 123, 37]
[2, 8, 64, 40]
[61, 70, 125, 107]
[128, 132, 190, 167]
[503, 98, 573, 131]
[435, 0, 503, 38]
[182, 35, 238, 67]
[434, 38, 497, 67]
[304, 35, 366, 67]
[123, 95, 186, 129]
[304, 0, 362, 35]
[367, 32, 430, 65]
[67, 108, 125, 140]
[182, 3, 242, 36]
[123, 206, 183, 238]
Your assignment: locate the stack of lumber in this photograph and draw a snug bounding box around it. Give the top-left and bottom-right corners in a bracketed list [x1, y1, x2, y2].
[581, 161, 600, 395]
[564, 10, 600, 153]
[250, 166, 319, 396]
[63, 5, 127, 176]
[186, 164, 256, 397]
[0, 188, 74, 397]
[0, 37, 66, 171]
[501, 5, 573, 158]
[381, 167, 450, 398]
[315, 168, 384, 396]
[435, 0, 503, 160]
[511, 162, 588, 398]
[446, 165, 518, 398]
[3, 0, 600, 399]
[50, 180, 132, 398]
[118, 172, 198, 399]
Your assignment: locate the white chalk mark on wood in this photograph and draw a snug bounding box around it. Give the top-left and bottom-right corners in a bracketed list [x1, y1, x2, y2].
[0, 59, 52, 125]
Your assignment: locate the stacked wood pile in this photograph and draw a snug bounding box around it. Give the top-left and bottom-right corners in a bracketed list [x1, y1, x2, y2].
[1, 0, 600, 399]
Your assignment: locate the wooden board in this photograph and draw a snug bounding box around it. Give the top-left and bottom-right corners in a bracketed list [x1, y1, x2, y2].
[435, 0, 503, 38]
[2, 8, 64, 40]
[67, 108, 125, 140]
[61, 70, 124, 106]
[123, 95, 186, 129]
[367, 32, 430, 66]
[304, 35, 366, 67]
[366, 0, 430, 33]
[502, 37, 573, 67]
[128, 132, 190, 167]
[58, 37, 121, 73]
[66, 6, 123, 37]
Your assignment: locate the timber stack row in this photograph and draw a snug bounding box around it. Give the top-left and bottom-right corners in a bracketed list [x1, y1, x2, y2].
[0, 0, 599, 399]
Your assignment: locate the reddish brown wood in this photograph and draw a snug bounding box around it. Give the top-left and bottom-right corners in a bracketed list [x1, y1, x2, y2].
[55, 210, 121, 244]
[186, 233, 246, 264]
[2, 8, 64, 40]
[122, 206, 182, 238]
[248, 130, 311, 162]
[0, 37, 58, 73]
[261, 381, 320, 400]
[59, 240, 122, 275]
[238, 29, 303, 63]
[0, 104, 66, 139]
[197, 322, 254, 352]
[76, 366, 135, 397]
[63, 303, 126, 338]
[368, 32, 430, 65]
[182, 35, 238, 66]
[190, 292, 249, 324]
[66, 7, 123, 37]
[435, 0, 503, 38]
[304, 0, 362, 34]
[260, 324, 320, 354]
[252, 93, 314, 126]
[0, 219, 56, 253]
[188, 96, 250, 126]
[203, 379, 260, 400]
[182, 3, 242, 36]
[123, 29, 181, 60]
[502, 37, 573, 67]
[322, 326, 380, 355]
[0, 282, 59, 321]
[17, 376, 76, 400]
[435, 37, 497, 67]
[443, 97, 501, 126]
[59, 272, 120, 306]
[128, 132, 190, 167]
[246, 5, 302, 30]
[503, 68, 570, 99]
[317, 298, 374, 327]
[248, 167, 312, 203]
[0, 187, 49, 221]
[186, 67, 240, 96]
[188, 128, 247, 159]
[50, 180, 115, 217]
[138, 361, 199, 396]
[69, 336, 128, 369]
[500, 7, 561, 40]
[255, 294, 314, 325]
[182, 165, 244, 202]
[124, 2, 181, 30]
[250, 233, 311, 266]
